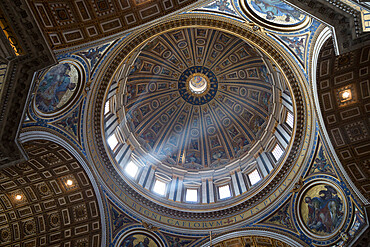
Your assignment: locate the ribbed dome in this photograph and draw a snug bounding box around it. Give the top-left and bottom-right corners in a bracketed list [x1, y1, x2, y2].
[102, 21, 298, 215]
[124, 28, 273, 170]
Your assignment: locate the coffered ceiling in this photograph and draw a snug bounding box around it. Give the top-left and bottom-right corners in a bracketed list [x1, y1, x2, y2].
[27, 0, 198, 50]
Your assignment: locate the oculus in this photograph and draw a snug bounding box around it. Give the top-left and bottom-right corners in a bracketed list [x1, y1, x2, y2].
[188, 73, 209, 95]
[179, 66, 218, 105]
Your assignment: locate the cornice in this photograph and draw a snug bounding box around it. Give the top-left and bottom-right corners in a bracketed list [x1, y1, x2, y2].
[0, 0, 56, 166]
[284, 0, 370, 54]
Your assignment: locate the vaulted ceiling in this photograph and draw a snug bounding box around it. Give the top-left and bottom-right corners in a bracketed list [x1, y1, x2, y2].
[0, 140, 102, 247]
[317, 38, 370, 201]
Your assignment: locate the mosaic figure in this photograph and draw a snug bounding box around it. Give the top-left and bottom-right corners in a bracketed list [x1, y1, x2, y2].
[160, 145, 177, 165]
[36, 63, 78, 113]
[185, 151, 201, 165]
[120, 233, 158, 247]
[141, 130, 156, 149]
[268, 203, 292, 228]
[111, 206, 134, 231]
[203, 0, 237, 15]
[281, 36, 306, 61]
[260, 91, 271, 111]
[301, 184, 344, 235]
[251, 116, 265, 134]
[247, 0, 305, 25]
[234, 136, 250, 157]
[129, 58, 142, 75]
[77, 43, 110, 69]
[210, 149, 228, 167]
[311, 146, 334, 174]
[55, 107, 79, 137]
[166, 236, 193, 247]
[259, 65, 270, 83]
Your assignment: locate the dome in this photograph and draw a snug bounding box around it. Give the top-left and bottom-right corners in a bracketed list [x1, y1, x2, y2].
[103, 26, 296, 211]
[124, 28, 275, 171]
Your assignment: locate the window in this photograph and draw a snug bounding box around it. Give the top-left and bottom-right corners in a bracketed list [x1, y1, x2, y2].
[286, 111, 294, 129]
[248, 169, 261, 186]
[153, 180, 166, 196]
[186, 189, 198, 202]
[272, 144, 284, 161]
[218, 184, 231, 199]
[104, 101, 110, 115]
[107, 134, 118, 150]
[124, 161, 139, 178]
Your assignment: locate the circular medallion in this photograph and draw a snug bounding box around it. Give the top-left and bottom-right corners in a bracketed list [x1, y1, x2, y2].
[234, 104, 242, 113]
[196, 39, 206, 45]
[174, 124, 183, 133]
[207, 126, 216, 135]
[297, 180, 347, 239]
[214, 43, 223, 51]
[238, 0, 310, 31]
[153, 65, 161, 74]
[118, 231, 164, 247]
[24, 220, 36, 235]
[160, 114, 169, 123]
[223, 118, 231, 127]
[0, 228, 10, 241]
[191, 129, 199, 137]
[229, 54, 238, 63]
[240, 87, 248, 96]
[49, 213, 60, 228]
[34, 61, 82, 116]
[239, 70, 246, 79]
[178, 41, 187, 49]
[148, 83, 156, 92]
[151, 99, 159, 109]
[163, 50, 172, 59]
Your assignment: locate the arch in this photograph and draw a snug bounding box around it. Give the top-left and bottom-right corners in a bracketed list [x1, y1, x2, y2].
[18, 130, 107, 245]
